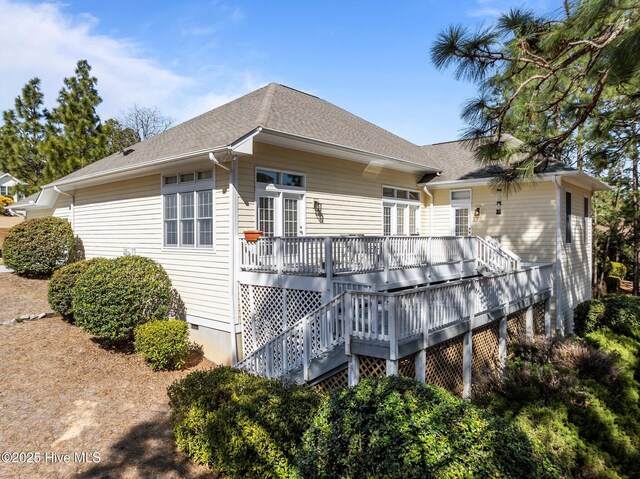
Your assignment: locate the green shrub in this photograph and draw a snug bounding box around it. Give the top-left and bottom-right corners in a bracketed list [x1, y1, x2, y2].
[574, 296, 640, 336]
[300, 376, 561, 479]
[2, 216, 74, 277]
[608, 261, 627, 280]
[48, 258, 107, 320]
[73, 255, 172, 342]
[478, 334, 640, 479]
[605, 276, 621, 293]
[168, 367, 322, 479]
[134, 319, 189, 370]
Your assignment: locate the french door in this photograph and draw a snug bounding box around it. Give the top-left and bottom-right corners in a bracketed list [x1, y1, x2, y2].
[257, 192, 304, 237]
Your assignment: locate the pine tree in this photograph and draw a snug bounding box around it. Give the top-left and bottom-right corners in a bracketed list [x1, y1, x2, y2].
[0, 78, 48, 195]
[43, 60, 110, 179]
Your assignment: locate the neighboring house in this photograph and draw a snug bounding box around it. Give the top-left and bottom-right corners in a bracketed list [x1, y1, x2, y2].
[0, 172, 24, 203]
[12, 84, 606, 391]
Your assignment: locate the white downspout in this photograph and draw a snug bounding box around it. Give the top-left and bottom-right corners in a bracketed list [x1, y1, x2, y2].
[228, 155, 240, 364]
[552, 175, 564, 335]
[422, 186, 434, 237]
[53, 186, 75, 229]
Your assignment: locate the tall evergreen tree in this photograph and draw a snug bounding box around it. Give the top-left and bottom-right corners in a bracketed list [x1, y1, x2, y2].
[43, 60, 110, 179]
[431, 0, 640, 295]
[0, 78, 48, 195]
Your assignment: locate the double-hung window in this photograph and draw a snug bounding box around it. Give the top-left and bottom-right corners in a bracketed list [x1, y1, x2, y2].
[382, 186, 420, 236]
[0, 186, 8, 196]
[162, 170, 214, 248]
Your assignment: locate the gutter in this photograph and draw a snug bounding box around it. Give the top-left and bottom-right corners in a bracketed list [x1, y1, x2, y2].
[552, 175, 564, 334]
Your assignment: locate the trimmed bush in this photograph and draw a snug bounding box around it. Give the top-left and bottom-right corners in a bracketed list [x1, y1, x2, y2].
[2, 216, 74, 277]
[134, 319, 189, 370]
[48, 258, 107, 320]
[574, 295, 640, 336]
[0, 195, 13, 215]
[608, 261, 627, 280]
[73, 255, 172, 342]
[168, 367, 322, 479]
[300, 376, 561, 479]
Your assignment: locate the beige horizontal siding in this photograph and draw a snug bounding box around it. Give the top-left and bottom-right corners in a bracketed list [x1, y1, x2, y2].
[426, 182, 557, 264]
[559, 182, 592, 327]
[37, 160, 232, 325]
[238, 142, 425, 235]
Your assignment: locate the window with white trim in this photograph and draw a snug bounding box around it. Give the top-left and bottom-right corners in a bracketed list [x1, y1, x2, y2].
[565, 191, 572, 244]
[255, 168, 306, 237]
[382, 186, 420, 236]
[162, 170, 214, 248]
[584, 196, 590, 245]
[0, 186, 9, 196]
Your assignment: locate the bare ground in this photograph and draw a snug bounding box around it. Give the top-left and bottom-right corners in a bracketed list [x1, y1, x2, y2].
[0, 273, 52, 321]
[0, 272, 214, 479]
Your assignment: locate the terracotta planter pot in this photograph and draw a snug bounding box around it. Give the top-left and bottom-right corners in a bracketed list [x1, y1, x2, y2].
[244, 230, 263, 242]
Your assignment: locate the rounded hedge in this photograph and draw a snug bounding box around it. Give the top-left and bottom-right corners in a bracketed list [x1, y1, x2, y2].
[3, 216, 75, 277]
[134, 319, 189, 370]
[73, 255, 173, 342]
[48, 258, 108, 320]
[299, 376, 561, 479]
[574, 295, 640, 336]
[168, 367, 323, 479]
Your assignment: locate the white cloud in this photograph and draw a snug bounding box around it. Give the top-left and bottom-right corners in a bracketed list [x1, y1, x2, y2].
[0, 0, 258, 125]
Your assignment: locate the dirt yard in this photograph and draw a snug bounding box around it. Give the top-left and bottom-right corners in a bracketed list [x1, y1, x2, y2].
[0, 272, 214, 479]
[0, 273, 52, 321]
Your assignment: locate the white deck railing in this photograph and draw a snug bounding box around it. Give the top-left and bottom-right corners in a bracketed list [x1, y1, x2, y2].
[240, 235, 519, 276]
[236, 264, 552, 379]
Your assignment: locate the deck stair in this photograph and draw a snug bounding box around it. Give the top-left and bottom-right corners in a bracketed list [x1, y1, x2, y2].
[235, 262, 552, 385]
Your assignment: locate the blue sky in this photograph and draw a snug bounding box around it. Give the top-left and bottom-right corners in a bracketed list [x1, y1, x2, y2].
[0, 0, 555, 145]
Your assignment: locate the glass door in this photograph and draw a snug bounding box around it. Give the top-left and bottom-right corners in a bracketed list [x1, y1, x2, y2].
[452, 206, 470, 236]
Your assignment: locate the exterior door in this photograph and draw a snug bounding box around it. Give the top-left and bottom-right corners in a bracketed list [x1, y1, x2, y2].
[257, 192, 304, 237]
[452, 206, 470, 236]
[450, 190, 471, 236]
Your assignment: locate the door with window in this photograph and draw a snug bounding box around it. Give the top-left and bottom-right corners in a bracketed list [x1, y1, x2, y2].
[256, 192, 304, 237]
[450, 190, 471, 236]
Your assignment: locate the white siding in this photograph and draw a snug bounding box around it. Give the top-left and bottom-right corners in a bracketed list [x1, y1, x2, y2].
[28, 195, 72, 222]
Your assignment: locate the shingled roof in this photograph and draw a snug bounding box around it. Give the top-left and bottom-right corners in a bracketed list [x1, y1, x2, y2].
[420, 138, 575, 183]
[55, 83, 435, 184]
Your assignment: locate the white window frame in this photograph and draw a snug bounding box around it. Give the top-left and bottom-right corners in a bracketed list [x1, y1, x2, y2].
[255, 166, 306, 237]
[450, 189, 472, 236]
[161, 169, 215, 250]
[0, 185, 8, 196]
[382, 185, 421, 236]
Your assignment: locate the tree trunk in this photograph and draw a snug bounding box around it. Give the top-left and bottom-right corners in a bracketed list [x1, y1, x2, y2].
[632, 140, 639, 295]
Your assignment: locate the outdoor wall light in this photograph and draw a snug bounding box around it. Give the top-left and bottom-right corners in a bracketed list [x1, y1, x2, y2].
[313, 199, 322, 213]
[474, 207, 481, 217]
[496, 189, 503, 215]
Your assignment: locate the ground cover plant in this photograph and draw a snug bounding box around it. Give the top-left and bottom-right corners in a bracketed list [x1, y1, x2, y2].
[474, 299, 640, 479]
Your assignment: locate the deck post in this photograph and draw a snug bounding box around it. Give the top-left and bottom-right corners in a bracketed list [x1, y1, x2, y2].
[462, 330, 473, 399]
[498, 316, 507, 369]
[415, 349, 426, 383]
[383, 236, 391, 284]
[544, 298, 552, 338]
[266, 342, 274, 378]
[344, 292, 353, 355]
[348, 354, 360, 386]
[388, 296, 398, 361]
[386, 358, 399, 376]
[303, 316, 310, 381]
[525, 305, 533, 342]
[324, 237, 334, 302]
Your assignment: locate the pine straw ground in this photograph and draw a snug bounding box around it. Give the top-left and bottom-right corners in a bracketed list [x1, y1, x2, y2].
[0, 272, 214, 479]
